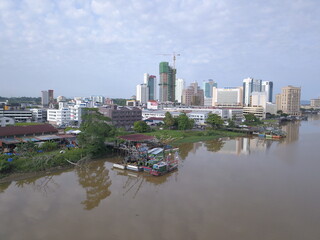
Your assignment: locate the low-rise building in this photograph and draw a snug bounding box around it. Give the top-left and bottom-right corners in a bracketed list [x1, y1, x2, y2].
[0, 124, 58, 139]
[243, 106, 265, 119]
[310, 98, 320, 108]
[47, 108, 71, 126]
[0, 109, 33, 122]
[99, 105, 142, 129]
[30, 108, 47, 122]
[0, 117, 15, 127]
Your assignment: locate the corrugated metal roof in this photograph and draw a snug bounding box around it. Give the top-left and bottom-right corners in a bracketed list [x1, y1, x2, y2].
[0, 124, 58, 137]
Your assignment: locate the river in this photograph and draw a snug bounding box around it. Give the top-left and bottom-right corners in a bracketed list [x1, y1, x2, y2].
[1, 116, 320, 240]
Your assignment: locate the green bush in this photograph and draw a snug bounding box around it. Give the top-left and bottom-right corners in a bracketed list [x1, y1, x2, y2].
[0, 160, 15, 174]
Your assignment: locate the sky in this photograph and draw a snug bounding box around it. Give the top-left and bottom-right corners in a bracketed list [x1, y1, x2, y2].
[0, 0, 319, 100]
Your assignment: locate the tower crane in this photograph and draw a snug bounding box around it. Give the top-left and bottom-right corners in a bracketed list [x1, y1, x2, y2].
[157, 52, 180, 69]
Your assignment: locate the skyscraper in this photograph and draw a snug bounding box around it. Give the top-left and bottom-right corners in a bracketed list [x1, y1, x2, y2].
[136, 83, 149, 104]
[203, 79, 217, 98]
[262, 81, 273, 102]
[159, 62, 176, 102]
[243, 78, 262, 106]
[243, 78, 273, 106]
[175, 78, 185, 103]
[48, 89, 54, 104]
[41, 90, 49, 107]
[147, 75, 157, 100]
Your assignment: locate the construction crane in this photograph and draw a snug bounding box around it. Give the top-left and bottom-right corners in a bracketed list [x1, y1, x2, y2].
[157, 52, 180, 69]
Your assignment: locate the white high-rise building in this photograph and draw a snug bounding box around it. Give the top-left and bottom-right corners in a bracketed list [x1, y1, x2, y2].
[136, 83, 149, 104]
[90, 95, 105, 104]
[175, 78, 185, 103]
[143, 73, 149, 84]
[243, 78, 273, 106]
[212, 87, 243, 107]
[243, 78, 262, 106]
[262, 81, 273, 102]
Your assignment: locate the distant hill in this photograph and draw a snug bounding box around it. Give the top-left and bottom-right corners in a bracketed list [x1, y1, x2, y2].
[301, 100, 310, 105]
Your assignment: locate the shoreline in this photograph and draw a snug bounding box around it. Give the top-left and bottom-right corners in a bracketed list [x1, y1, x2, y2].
[0, 130, 245, 184]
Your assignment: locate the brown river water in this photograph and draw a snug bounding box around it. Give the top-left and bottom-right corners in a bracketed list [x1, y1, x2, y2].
[1, 115, 320, 240]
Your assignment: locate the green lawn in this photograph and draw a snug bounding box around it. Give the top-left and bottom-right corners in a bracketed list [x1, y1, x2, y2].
[144, 129, 243, 145]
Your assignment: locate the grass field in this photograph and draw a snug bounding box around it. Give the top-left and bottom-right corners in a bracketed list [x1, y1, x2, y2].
[145, 129, 244, 145]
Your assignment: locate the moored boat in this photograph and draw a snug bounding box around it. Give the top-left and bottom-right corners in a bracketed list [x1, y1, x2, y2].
[126, 164, 143, 172]
[113, 163, 126, 170]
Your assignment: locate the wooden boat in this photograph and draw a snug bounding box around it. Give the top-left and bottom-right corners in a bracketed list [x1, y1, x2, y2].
[149, 152, 179, 176]
[265, 134, 273, 139]
[272, 135, 282, 139]
[150, 161, 178, 176]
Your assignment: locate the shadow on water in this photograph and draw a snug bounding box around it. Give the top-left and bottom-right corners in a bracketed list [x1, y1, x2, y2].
[76, 161, 111, 210]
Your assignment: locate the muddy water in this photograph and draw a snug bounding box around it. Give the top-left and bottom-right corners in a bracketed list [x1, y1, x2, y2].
[1, 116, 320, 240]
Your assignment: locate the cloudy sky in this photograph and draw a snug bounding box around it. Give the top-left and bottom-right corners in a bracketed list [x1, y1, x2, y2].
[0, 0, 319, 100]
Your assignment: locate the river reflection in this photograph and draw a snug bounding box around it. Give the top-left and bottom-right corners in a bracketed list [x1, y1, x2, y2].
[76, 161, 111, 210]
[177, 119, 303, 156]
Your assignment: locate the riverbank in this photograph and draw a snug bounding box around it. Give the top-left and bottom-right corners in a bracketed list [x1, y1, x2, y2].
[1, 129, 244, 181]
[0, 147, 113, 181]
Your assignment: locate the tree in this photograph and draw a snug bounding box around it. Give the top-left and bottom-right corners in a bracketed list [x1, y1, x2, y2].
[40, 141, 59, 151]
[133, 121, 150, 133]
[206, 113, 224, 129]
[78, 109, 115, 156]
[277, 110, 283, 115]
[243, 113, 261, 125]
[176, 113, 194, 130]
[227, 119, 236, 128]
[163, 112, 175, 129]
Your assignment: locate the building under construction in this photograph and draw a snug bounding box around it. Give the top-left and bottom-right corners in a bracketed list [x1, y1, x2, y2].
[158, 62, 176, 102]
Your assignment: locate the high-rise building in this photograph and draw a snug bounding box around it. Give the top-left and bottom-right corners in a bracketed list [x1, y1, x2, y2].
[182, 82, 204, 106]
[147, 75, 157, 100]
[276, 94, 282, 111]
[279, 86, 301, 116]
[243, 78, 262, 106]
[175, 78, 185, 103]
[48, 90, 54, 104]
[90, 95, 105, 104]
[262, 81, 273, 102]
[136, 83, 149, 104]
[143, 73, 149, 84]
[159, 62, 176, 102]
[41, 90, 49, 107]
[203, 79, 217, 98]
[243, 78, 273, 106]
[212, 87, 243, 107]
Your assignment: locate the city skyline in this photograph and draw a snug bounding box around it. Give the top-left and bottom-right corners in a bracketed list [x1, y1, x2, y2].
[0, 0, 319, 99]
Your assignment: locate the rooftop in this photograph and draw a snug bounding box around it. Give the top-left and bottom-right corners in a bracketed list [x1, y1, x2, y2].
[0, 124, 58, 138]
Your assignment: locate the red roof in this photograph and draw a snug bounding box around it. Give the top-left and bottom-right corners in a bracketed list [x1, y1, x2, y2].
[147, 117, 164, 121]
[0, 124, 58, 138]
[118, 134, 155, 142]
